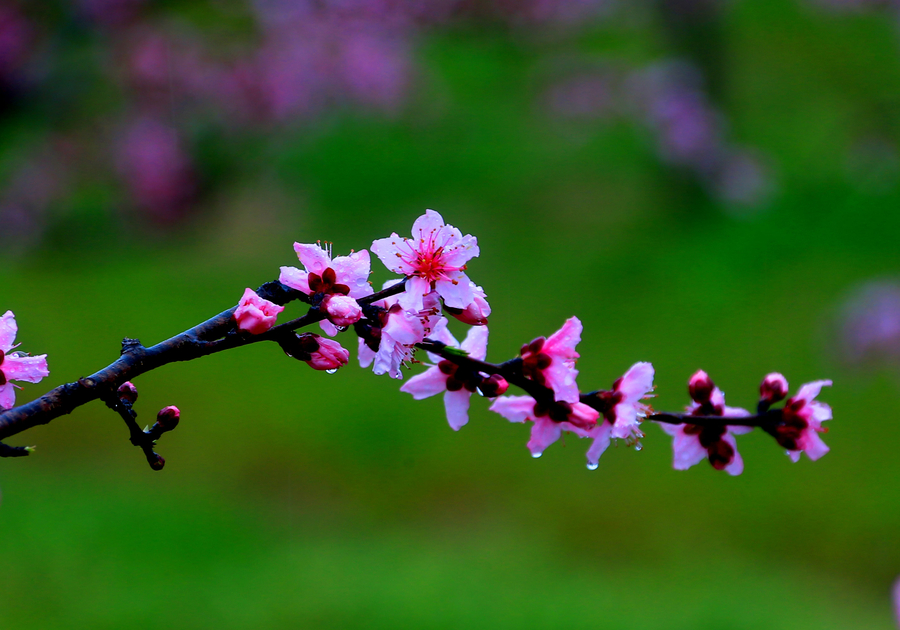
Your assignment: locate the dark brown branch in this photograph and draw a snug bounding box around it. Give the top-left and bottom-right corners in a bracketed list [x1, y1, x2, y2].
[0, 278, 407, 447]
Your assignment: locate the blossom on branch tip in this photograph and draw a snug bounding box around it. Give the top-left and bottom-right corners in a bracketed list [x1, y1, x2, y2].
[279, 241, 372, 336]
[520, 317, 582, 403]
[490, 395, 599, 458]
[777, 379, 832, 462]
[0, 310, 49, 410]
[234, 288, 284, 335]
[371, 209, 482, 312]
[400, 319, 490, 430]
[581, 362, 655, 467]
[307, 337, 350, 371]
[657, 371, 752, 475]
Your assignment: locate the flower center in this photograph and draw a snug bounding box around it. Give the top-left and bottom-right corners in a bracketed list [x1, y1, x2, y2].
[774, 400, 809, 450]
[520, 337, 552, 385]
[592, 390, 624, 424]
[683, 423, 733, 469]
[307, 267, 350, 296]
[438, 360, 482, 392]
[414, 245, 445, 281]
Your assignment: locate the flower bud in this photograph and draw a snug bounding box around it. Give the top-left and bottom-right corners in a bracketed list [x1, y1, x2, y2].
[156, 405, 180, 432]
[478, 374, 508, 397]
[759, 373, 789, 404]
[149, 454, 166, 471]
[444, 285, 491, 326]
[688, 370, 714, 403]
[234, 288, 284, 335]
[117, 381, 138, 404]
[306, 337, 350, 371]
[322, 294, 363, 327]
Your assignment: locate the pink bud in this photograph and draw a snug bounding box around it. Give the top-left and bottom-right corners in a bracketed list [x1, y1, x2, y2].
[234, 288, 285, 335]
[156, 405, 180, 431]
[306, 337, 350, 371]
[150, 454, 166, 471]
[445, 284, 491, 326]
[322, 294, 363, 327]
[117, 381, 138, 404]
[478, 374, 508, 397]
[688, 370, 714, 403]
[760, 373, 788, 403]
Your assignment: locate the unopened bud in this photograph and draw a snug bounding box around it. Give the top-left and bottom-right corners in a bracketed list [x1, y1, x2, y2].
[149, 454, 166, 471]
[322, 295, 363, 327]
[688, 370, 714, 403]
[306, 337, 350, 371]
[478, 374, 509, 397]
[760, 373, 789, 404]
[117, 381, 138, 404]
[156, 406, 180, 432]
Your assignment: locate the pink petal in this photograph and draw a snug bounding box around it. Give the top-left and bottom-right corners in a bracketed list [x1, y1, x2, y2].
[543, 317, 582, 360]
[383, 310, 425, 346]
[542, 361, 580, 404]
[358, 337, 376, 368]
[617, 362, 655, 403]
[399, 367, 448, 400]
[794, 380, 832, 404]
[434, 273, 475, 309]
[611, 402, 639, 439]
[2, 355, 49, 383]
[584, 422, 612, 467]
[0, 382, 15, 409]
[293, 242, 331, 274]
[443, 389, 471, 431]
[460, 324, 489, 361]
[722, 406, 752, 419]
[398, 276, 432, 312]
[319, 320, 339, 337]
[279, 266, 310, 294]
[0, 311, 16, 352]
[728, 425, 754, 436]
[799, 430, 830, 461]
[787, 450, 802, 463]
[672, 430, 707, 470]
[809, 401, 832, 426]
[657, 421, 681, 436]
[370, 234, 417, 275]
[439, 233, 480, 268]
[330, 250, 374, 299]
[411, 209, 446, 239]
[489, 395, 536, 424]
[527, 417, 562, 457]
[425, 318, 458, 348]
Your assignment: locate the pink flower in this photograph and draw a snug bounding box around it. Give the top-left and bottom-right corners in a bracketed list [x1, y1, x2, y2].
[399, 319, 490, 430]
[490, 395, 599, 458]
[0, 311, 49, 410]
[444, 283, 490, 326]
[279, 241, 372, 335]
[358, 282, 444, 379]
[234, 288, 284, 335]
[306, 337, 350, 371]
[370, 209, 481, 312]
[776, 379, 833, 462]
[657, 371, 752, 475]
[519, 317, 583, 403]
[580, 362, 655, 468]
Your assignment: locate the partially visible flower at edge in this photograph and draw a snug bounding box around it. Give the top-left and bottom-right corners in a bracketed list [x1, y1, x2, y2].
[0, 310, 49, 410]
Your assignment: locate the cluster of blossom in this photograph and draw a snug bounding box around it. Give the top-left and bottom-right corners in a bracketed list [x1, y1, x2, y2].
[544, 59, 774, 210]
[220, 209, 833, 473]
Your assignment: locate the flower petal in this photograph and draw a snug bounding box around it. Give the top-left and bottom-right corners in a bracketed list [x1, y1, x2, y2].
[460, 324, 489, 361]
[489, 395, 536, 424]
[293, 242, 331, 275]
[434, 273, 475, 309]
[672, 429, 707, 470]
[794, 380, 832, 404]
[358, 337, 375, 368]
[279, 266, 310, 294]
[330, 250, 374, 299]
[2, 355, 49, 383]
[617, 362, 655, 403]
[0, 311, 17, 352]
[443, 389, 471, 431]
[721, 433, 744, 476]
[527, 417, 562, 457]
[0, 382, 15, 409]
[399, 367, 448, 400]
[584, 422, 612, 466]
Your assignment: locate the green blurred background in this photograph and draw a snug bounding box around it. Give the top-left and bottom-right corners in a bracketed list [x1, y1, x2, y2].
[3, 0, 900, 628]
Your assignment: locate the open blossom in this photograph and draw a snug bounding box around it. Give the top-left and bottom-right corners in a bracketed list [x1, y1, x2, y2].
[400, 319, 490, 430]
[775, 379, 833, 462]
[657, 370, 752, 475]
[279, 241, 372, 335]
[579, 362, 655, 468]
[234, 288, 284, 334]
[370, 209, 481, 312]
[490, 395, 599, 458]
[0, 311, 49, 410]
[358, 281, 443, 379]
[520, 317, 582, 403]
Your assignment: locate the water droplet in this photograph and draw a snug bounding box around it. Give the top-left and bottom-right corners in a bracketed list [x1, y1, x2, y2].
[586, 462, 599, 471]
[326, 368, 338, 374]
[531, 451, 543, 459]
[634, 443, 643, 452]
[335, 326, 348, 332]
